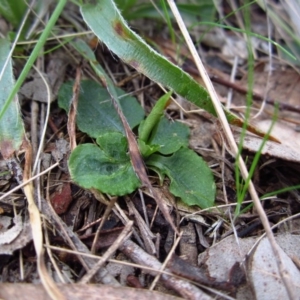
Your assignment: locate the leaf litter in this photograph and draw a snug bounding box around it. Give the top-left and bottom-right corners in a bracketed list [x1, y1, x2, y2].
[0, 1, 300, 300]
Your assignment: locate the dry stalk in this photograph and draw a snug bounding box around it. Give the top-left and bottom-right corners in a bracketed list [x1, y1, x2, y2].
[149, 231, 183, 290]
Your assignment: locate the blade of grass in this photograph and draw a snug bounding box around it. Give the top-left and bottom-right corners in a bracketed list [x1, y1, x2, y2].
[160, 0, 175, 44]
[261, 184, 300, 199]
[0, 0, 67, 121]
[234, 2, 255, 216]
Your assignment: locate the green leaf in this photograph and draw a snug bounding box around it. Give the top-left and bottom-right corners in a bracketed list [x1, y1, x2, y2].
[96, 132, 128, 161]
[69, 132, 141, 196]
[58, 80, 144, 138]
[0, 38, 25, 159]
[137, 91, 189, 156]
[80, 0, 269, 139]
[80, 0, 215, 115]
[150, 117, 189, 155]
[146, 148, 215, 208]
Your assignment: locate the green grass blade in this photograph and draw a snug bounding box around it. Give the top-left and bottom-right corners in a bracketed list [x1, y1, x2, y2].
[261, 185, 300, 199]
[0, 0, 67, 121]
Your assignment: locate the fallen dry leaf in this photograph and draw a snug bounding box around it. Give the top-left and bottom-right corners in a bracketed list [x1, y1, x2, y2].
[198, 235, 257, 282]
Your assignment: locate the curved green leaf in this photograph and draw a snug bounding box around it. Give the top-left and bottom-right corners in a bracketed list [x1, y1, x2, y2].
[81, 0, 216, 116]
[69, 133, 141, 196]
[146, 148, 215, 208]
[58, 80, 144, 138]
[80, 0, 273, 140]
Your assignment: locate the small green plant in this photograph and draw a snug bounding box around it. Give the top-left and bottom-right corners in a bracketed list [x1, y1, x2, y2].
[58, 80, 216, 208]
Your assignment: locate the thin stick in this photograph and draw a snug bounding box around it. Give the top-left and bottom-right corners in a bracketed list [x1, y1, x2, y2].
[166, 1, 295, 299]
[23, 142, 65, 300]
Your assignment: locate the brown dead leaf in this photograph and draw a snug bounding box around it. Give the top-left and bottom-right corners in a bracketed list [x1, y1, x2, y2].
[67, 65, 81, 151]
[19, 74, 54, 103]
[249, 63, 300, 111]
[19, 50, 68, 103]
[231, 62, 300, 158]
